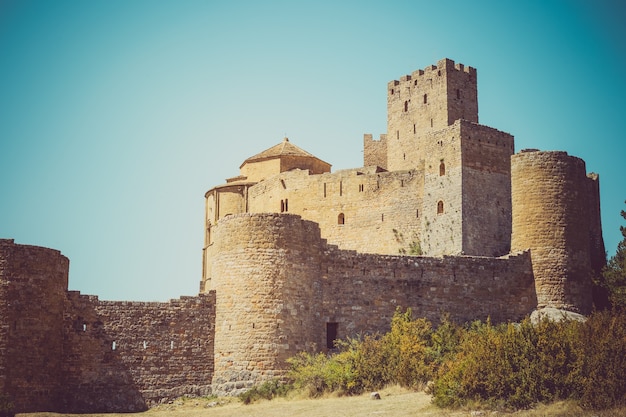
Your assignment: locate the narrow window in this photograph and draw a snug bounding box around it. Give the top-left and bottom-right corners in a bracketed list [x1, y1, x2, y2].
[112, 341, 117, 351]
[280, 200, 285, 212]
[430, 118, 433, 127]
[390, 88, 394, 95]
[404, 100, 408, 112]
[82, 323, 87, 332]
[324, 183, 327, 198]
[439, 161, 446, 176]
[338, 213, 345, 225]
[280, 179, 286, 189]
[359, 184, 364, 192]
[381, 213, 384, 221]
[437, 200, 444, 214]
[423, 94, 427, 104]
[339, 181, 343, 196]
[438, 70, 441, 76]
[401, 179, 404, 187]
[403, 153, 406, 160]
[285, 199, 288, 212]
[416, 209, 419, 218]
[326, 322, 338, 349]
[396, 130, 399, 139]
[413, 124, 416, 134]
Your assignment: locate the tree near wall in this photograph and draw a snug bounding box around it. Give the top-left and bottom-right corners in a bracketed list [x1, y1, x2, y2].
[603, 201, 626, 310]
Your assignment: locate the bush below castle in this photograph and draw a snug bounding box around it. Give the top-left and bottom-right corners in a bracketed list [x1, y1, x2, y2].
[283, 308, 626, 411]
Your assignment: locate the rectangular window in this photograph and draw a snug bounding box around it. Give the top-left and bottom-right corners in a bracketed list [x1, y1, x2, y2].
[326, 322, 338, 349]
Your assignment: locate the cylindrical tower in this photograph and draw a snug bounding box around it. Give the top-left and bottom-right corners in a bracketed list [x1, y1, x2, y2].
[0, 239, 69, 412]
[208, 213, 324, 395]
[511, 151, 593, 313]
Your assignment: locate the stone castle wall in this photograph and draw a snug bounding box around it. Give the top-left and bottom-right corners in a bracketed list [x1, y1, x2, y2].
[62, 292, 215, 412]
[511, 150, 595, 313]
[0, 239, 68, 412]
[0, 239, 215, 413]
[244, 166, 425, 257]
[385, 58, 478, 172]
[363, 133, 387, 169]
[207, 213, 325, 395]
[205, 213, 537, 395]
[0, 58, 606, 413]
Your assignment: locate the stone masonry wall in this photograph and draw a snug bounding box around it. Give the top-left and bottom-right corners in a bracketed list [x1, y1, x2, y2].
[205, 213, 538, 390]
[386, 58, 478, 172]
[63, 292, 215, 412]
[245, 166, 424, 257]
[321, 249, 536, 340]
[208, 213, 325, 395]
[363, 133, 387, 169]
[0, 239, 69, 413]
[460, 121, 514, 256]
[511, 151, 593, 313]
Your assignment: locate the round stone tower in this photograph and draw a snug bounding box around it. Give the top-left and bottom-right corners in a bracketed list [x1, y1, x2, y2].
[0, 239, 69, 412]
[208, 213, 324, 395]
[511, 151, 593, 314]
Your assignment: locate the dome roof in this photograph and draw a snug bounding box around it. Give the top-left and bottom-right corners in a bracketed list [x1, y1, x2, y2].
[240, 137, 320, 168]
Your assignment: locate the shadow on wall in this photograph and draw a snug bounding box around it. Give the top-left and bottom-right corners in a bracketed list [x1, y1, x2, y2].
[62, 292, 216, 413]
[63, 293, 148, 413]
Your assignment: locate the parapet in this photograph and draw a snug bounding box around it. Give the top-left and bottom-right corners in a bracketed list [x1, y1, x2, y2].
[387, 58, 476, 90]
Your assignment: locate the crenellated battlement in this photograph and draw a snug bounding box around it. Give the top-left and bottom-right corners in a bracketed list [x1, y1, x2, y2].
[388, 58, 476, 92]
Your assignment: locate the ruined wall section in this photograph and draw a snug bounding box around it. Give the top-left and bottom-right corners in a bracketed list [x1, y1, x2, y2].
[321, 250, 536, 339]
[511, 151, 594, 313]
[63, 293, 215, 412]
[246, 166, 424, 256]
[208, 214, 325, 395]
[0, 239, 68, 413]
[363, 133, 387, 169]
[386, 58, 477, 172]
[460, 121, 514, 256]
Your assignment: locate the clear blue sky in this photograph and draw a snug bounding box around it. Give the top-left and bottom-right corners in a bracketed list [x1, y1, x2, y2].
[1, 0, 624, 301]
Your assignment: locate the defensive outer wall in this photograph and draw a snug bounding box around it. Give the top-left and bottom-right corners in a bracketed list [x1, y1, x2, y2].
[0, 58, 605, 412]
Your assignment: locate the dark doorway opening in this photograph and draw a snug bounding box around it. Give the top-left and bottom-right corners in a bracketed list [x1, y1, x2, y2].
[326, 322, 338, 349]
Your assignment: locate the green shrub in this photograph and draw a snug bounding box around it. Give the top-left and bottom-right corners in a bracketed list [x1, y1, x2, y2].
[238, 379, 292, 404]
[287, 348, 360, 397]
[577, 310, 626, 409]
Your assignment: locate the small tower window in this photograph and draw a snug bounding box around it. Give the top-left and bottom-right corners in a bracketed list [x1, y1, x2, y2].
[437, 201, 444, 214]
[423, 94, 428, 104]
[404, 100, 409, 112]
[281, 200, 285, 212]
[439, 161, 446, 176]
[338, 213, 345, 225]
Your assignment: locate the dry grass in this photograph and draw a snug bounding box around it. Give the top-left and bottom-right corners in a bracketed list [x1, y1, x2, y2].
[16, 387, 626, 417]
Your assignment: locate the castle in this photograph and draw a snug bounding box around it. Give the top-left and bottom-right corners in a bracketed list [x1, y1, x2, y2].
[0, 58, 605, 413]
